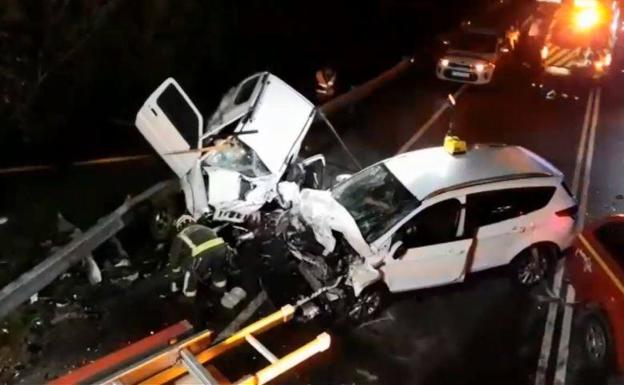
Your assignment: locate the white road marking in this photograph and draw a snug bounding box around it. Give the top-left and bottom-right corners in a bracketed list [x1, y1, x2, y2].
[571, 89, 596, 195]
[535, 260, 565, 385]
[355, 368, 379, 382]
[396, 84, 469, 154]
[536, 87, 601, 385]
[554, 285, 576, 385]
[577, 87, 602, 230]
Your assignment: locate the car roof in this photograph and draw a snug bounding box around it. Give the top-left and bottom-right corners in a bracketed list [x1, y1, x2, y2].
[383, 144, 562, 200]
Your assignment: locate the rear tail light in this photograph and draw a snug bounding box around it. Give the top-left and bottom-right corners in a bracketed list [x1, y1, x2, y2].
[556, 205, 578, 218]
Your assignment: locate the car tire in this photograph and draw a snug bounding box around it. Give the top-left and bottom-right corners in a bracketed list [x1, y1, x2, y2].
[578, 309, 613, 371]
[347, 284, 387, 324]
[510, 245, 555, 286]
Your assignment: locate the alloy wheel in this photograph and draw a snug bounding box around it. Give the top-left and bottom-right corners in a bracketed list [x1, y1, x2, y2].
[348, 290, 382, 323]
[517, 247, 548, 285]
[585, 320, 607, 364]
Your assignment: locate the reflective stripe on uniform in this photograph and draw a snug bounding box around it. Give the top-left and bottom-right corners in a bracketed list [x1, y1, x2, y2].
[177, 230, 226, 258]
[191, 237, 225, 257]
[182, 271, 197, 297]
[178, 232, 196, 250]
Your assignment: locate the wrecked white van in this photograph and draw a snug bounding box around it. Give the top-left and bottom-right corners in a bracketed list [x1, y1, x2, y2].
[135, 72, 325, 233]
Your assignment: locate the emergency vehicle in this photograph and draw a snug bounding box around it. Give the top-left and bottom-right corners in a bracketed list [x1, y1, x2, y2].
[541, 0, 620, 79]
[567, 215, 624, 375]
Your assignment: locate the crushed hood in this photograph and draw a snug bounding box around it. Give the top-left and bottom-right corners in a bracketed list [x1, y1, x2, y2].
[206, 73, 315, 176]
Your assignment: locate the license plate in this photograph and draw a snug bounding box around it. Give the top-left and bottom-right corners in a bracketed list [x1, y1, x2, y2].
[452, 71, 470, 78]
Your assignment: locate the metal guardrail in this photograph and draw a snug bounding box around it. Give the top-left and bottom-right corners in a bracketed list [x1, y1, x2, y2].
[0, 58, 415, 320]
[0, 179, 179, 320]
[320, 58, 413, 116]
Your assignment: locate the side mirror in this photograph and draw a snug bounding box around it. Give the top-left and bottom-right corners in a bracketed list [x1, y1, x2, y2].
[334, 174, 352, 185]
[390, 241, 408, 260]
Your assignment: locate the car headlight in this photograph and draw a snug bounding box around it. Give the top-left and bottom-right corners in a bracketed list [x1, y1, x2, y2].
[474, 63, 485, 73]
[440, 59, 449, 67]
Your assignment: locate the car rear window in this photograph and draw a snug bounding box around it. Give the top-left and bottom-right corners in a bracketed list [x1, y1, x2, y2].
[465, 186, 556, 233]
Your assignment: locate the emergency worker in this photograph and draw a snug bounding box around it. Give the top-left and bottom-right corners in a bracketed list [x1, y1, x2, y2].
[315, 67, 336, 102]
[507, 24, 520, 51]
[168, 224, 230, 298]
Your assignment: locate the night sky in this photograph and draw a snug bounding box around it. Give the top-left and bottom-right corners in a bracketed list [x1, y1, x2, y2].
[0, 0, 478, 167]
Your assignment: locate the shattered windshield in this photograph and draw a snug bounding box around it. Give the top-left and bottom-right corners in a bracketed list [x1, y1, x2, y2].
[332, 164, 421, 243]
[201, 136, 270, 178]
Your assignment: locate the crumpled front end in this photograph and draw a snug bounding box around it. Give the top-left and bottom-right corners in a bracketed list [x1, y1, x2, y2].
[279, 184, 371, 258]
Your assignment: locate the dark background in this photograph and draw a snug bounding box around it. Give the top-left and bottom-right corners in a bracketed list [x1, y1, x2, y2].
[0, 0, 480, 167]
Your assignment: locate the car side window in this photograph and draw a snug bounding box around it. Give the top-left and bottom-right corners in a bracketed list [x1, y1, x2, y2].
[595, 222, 624, 263]
[234, 76, 259, 105]
[465, 186, 556, 234]
[399, 199, 462, 248]
[156, 84, 200, 146]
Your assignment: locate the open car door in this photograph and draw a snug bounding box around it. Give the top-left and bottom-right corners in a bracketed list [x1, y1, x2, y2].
[135, 78, 203, 178]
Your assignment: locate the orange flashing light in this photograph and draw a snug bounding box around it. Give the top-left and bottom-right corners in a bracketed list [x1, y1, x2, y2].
[574, 7, 602, 30]
[574, 0, 599, 8]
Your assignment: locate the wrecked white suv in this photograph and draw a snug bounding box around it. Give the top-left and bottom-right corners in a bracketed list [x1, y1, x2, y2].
[287, 144, 577, 322]
[136, 72, 325, 234]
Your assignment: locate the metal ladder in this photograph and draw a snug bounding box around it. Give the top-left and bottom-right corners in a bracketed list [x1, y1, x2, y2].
[100, 305, 331, 385]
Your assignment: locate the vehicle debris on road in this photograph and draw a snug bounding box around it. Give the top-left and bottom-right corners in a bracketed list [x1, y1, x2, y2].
[52, 213, 102, 286]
